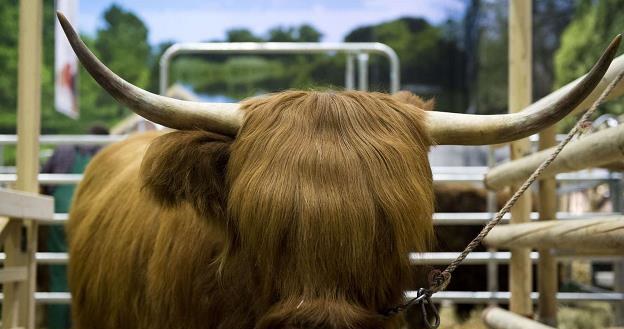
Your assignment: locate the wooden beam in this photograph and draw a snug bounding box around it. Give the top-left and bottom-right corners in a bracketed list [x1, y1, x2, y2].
[0, 267, 28, 283]
[485, 124, 624, 190]
[484, 218, 624, 250]
[508, 0, 533, 317]
[482, 307, 556, 329]
[0, 189, 53, 221]
[3, 1, 43, 329]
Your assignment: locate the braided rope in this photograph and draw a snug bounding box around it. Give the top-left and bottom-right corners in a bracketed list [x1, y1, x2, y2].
[429, 70, 624, 293]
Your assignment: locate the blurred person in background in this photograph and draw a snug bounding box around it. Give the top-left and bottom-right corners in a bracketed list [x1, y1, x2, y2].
[41, 124, 109, 329]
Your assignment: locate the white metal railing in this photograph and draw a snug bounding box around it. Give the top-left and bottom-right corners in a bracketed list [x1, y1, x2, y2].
[1, 169, 620, 185]
[1, 291, 621, 305]
[0, 134, 126, 146]
[159, 42, 401, 94]
[2, 133, 622, 307]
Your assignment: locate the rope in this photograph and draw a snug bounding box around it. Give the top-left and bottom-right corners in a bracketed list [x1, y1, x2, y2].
[428, 70, 624, 293]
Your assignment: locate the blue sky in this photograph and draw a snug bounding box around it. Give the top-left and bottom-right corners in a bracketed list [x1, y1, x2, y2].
[78, 0, 466, 45]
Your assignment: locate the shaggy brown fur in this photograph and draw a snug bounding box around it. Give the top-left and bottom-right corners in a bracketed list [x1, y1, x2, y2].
[68, 91, 436, 329]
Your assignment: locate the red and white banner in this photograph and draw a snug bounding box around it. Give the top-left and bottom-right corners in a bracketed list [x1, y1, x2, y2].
[55, 0, 79, 119]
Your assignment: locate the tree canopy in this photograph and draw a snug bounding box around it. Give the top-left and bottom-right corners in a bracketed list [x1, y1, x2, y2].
[554, 0, 624, 128]
[0, 0, 617, 140]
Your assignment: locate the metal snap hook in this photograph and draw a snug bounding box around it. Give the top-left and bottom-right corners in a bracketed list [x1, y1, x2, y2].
[417, 288, 440, 329]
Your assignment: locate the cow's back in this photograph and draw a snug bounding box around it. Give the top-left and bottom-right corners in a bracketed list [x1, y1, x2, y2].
[68, 132, 225, 329]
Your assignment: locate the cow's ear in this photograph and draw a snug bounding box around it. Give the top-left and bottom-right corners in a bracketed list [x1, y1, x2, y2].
[141, 130, 232, 218]
[392, 91, 435, 111]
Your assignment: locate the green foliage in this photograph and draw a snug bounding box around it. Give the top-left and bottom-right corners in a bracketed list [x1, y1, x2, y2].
[226, 28, 262, 42]
[345, 17, 467, 111]
[554, 0, 624, 130]
[0, 0, 20, 133]
[97, 5, 151, 88]
[0, 2, 151, 136]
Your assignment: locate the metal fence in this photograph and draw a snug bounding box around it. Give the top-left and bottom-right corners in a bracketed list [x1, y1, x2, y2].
[159, 42, 401, 94]
[1, 134, 622, 306]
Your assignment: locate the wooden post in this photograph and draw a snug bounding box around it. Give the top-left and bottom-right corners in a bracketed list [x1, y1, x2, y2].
[537, 127, 557, 326]
[2, 1, 43, 329]
[508, 0, 533, 317]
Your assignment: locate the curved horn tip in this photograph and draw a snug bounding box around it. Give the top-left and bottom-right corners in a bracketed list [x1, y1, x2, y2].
[56, 11, 67, 22]
[606, 34, 622, 55]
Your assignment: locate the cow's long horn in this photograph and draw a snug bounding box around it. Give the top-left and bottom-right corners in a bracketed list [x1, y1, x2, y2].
[428, 34, 621, 145]
[57, 12, 242, 135]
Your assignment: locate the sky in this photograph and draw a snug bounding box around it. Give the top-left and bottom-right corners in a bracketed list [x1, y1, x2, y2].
[78, 0, 467, 45]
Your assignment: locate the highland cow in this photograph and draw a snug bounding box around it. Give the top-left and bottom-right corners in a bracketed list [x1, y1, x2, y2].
[57, 12, 619, 329]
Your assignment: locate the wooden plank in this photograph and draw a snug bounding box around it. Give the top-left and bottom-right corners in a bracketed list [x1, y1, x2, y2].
[0, 189, 53, 221]
[482, 307, 556, 329]
[484, 218, 624, 250]
[508, 0, 533, 317]
[485, 125, 624, 190]
[0, 267, 28, 283]
[537, 127, 557, 326]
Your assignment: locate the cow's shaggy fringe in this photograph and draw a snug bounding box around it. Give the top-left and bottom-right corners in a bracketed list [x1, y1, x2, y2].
[67, 91, 436, 329]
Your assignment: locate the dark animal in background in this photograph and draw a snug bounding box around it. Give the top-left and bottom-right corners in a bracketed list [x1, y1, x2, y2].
[433, 184, 508, 320]
[57, 12, 617, 329]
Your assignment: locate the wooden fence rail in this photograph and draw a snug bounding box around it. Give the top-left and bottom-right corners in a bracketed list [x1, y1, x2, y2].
[484, 217, 624, 251]
[482, 307, 556, 329]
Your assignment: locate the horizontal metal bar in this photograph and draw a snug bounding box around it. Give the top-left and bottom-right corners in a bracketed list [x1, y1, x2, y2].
[410, 252, 537, 265]
[0, 134, 125, 146]
[0, 252, 68, 265]
[421, 291, 624, 304]
[6, 250, 619, 267]
[162, 42, 399, 55]
[0, 173, 83, 184]
[435, 169, 621, 183]
[40, 212, 617, 226]
[409, 252, 623, 265]
[432, 212, 614, 225]
[5, 291, 621, 305]
[160, 42, 401, 94]
[0, 168, 619, 185]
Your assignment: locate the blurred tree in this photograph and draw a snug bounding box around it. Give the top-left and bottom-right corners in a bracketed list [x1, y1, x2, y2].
[345, 17, 467, 111]
[97, 5, 150, 88]
[533, 0, 575, 99]
[554, 0, 624, 129]
[465, 0, 575, 115]
[297, 25, 323, 42]
[267, 26, 297, 42]
[226, 28, 262, 42]
[0, 0, 19, 133]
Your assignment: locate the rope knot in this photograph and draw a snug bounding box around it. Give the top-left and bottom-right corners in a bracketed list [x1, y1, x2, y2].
[428, 269, 451, 292]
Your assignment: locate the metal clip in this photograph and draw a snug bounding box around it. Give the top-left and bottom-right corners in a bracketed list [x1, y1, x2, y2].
[417, 288, 440, 329]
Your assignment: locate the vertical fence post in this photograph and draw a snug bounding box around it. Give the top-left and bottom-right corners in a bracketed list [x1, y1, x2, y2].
[537, 127, 558, 326]
[508, 0, 533, 317]
[611, 177, 624, 325]
[357, 52, 369, 91]
[2, 0, 43, 328]
[487, 146, 499, 306]
[345, 53, 355, 91]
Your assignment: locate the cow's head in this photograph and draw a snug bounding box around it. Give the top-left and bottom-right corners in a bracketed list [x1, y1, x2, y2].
[58, 12, 619, 329]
